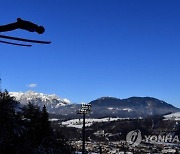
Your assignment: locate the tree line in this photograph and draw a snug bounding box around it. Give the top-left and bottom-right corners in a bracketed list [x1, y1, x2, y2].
[0, 90, 73, 154]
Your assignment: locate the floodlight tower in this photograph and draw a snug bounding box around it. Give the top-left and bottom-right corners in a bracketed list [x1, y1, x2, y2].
[77, 103, 91, 154]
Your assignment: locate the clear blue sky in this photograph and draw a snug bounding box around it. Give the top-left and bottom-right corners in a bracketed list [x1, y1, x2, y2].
[0, 0, 180, 107]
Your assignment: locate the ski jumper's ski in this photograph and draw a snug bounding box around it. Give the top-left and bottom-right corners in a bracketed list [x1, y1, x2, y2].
[0, 34, 51, 44]
[0, 40, 31, 47]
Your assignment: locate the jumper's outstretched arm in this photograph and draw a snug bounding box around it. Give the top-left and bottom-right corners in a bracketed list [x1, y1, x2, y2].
[0, 18, 45, 34]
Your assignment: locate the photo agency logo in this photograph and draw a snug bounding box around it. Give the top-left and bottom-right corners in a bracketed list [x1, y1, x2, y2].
[126, 130, 180, 147]
[126, 130, 142, 147]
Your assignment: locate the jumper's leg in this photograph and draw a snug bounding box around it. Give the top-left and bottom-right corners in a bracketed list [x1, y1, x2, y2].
[0, 23, 19, 32]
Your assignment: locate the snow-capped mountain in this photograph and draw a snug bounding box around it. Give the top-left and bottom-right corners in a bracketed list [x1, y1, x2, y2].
[9, 92, 180, 119]
[10, 91, 71, 112]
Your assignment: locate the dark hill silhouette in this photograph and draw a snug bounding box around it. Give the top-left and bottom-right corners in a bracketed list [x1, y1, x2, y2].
[88, 97, 180, 118]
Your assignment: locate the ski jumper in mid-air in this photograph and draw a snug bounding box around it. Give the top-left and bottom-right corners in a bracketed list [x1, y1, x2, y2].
[0, 18, 50, 46]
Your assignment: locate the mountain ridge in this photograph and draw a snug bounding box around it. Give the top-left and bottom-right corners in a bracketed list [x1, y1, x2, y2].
[89, 96, 179, 118]
[90, 96, 175, 108]
[10, 91, 180, 118]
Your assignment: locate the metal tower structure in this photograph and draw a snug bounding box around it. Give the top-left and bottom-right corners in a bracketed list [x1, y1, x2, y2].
[77, 103, 91, 154]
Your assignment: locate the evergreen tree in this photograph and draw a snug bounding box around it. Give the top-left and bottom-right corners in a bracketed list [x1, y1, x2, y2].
[0, 90, 21, 153]
[0, 90, 17, 123]
[41, 105, 51, 137]
[22, 102, 42, 145]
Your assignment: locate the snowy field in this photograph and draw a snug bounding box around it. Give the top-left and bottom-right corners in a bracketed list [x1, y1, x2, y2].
[61, 117, 126, 128]
[164, 112, 180, 121]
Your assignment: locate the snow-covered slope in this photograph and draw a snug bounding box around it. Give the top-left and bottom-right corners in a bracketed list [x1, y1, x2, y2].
[61, 118, 122, 128]
[10, 91, 71, 112]
[164, 112, 180, 120]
